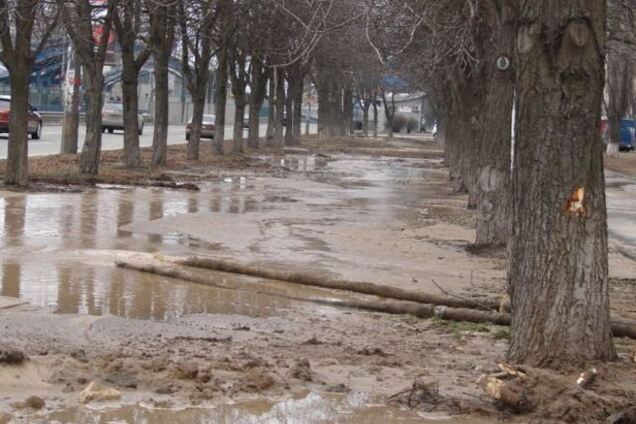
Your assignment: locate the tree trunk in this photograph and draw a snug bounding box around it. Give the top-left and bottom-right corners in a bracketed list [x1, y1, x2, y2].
[343, 88, 353, 136]
[272, 68, 285, 147]
[292, 77, 303, 144]
[606, 53, 632, 156]
[121, 67, 141, 167]
[362, 101, 370, 137]
[305, 102, 311, 136]
[214, 47, 228, 155]
[79, 67, 104, 175]
[188, 92, 205, 160]
[232, 99, 245, 153]
[61, 61, 81, 155]
[247, 60, 267, 149]
[508, 3, 616, 365]
[5, 66, 30, 187]
[151, 53, 170, 166]
[284, 82, 294, 146]
[474, 3, 514, 246]
[372, 100, 378, 138]
[266, 75, 275, 140]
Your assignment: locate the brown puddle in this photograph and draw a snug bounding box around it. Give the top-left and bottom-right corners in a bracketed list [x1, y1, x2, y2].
[0, 154, 444, 321]
[36, 392, 487, 424]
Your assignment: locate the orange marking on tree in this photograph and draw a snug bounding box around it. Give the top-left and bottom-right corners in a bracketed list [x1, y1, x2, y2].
[565, 187, 586, 217]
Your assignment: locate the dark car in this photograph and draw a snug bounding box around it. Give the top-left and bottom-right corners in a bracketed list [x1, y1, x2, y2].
[0, 95, 43, 139]
[186, 114, 216, 140]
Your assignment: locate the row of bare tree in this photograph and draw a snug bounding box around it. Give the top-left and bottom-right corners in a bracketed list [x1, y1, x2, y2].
[383, 0, 636, 366]
[0, 0, 383, 187]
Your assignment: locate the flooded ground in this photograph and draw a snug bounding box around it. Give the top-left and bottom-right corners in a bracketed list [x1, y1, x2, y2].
[0, 136, 635, 423]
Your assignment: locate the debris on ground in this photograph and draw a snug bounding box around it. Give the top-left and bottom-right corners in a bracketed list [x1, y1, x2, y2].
[79, 381, 122, 404]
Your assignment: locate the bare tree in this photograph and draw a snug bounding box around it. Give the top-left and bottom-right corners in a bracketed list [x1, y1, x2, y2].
[113, 0, 151, 168]
[62, 0, 116, 175]
[606, 0, 636, 155]
[179, 0, 220, 160]
[0, 0, 58, 187]
[146, 0, 175, 167]
[508, 1, 615, 365]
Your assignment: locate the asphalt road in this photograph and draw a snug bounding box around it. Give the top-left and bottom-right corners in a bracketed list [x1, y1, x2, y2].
[0, 123, 317, 159]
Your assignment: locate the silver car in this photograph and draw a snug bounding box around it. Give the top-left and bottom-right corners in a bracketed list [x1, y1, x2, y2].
[101, 101, 144, 135]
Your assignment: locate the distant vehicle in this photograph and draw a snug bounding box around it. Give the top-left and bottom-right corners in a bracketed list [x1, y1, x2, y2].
[0, 95, 43, 140]
[101, 101, 144, 135]
[600, 118, 635, 151]
[186, 114, 216, 140]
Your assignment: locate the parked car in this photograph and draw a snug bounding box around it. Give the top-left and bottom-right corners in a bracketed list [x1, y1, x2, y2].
[101, 101, 144, 135]
[186, 114, 216, 140]
[600, 118, 635, 151]
[0, 95, 43, 140]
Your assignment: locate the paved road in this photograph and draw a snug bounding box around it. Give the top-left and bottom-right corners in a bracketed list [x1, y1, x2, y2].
[0, 123, 317, 159]
[606, 171, 636, 259]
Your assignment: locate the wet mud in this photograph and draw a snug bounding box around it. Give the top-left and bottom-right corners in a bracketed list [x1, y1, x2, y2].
[0, 136, 635, 423]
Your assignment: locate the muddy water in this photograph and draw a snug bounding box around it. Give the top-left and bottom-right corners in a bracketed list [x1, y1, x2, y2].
[0, 153, 448, 320]
[40, 392, 487, 424]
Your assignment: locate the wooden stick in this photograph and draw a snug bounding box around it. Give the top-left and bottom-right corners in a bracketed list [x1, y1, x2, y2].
[177, 256, 502, 310]
[115, 259, 636, 340]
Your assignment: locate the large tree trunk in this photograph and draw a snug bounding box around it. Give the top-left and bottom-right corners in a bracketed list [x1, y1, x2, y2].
[5, 65, 30, 187]
[284, 82, 294, 146]
[79, 68, 104, 175]
[606, 53, 632, 156]
[151, 53, 170, 166]
[266, 75, 275, 140]
[372, 100, 378, 138]
[121, 67, 141, 167]
[232, 99, 245, 153]
[474, 2, 514, 247]
[508, 2, 616, 365]
[291, 76, 303, 145]
[247, 60, 267, 149]
[272, 68, 285, 147]
[213, 47, 228, 155]
[362, 101, 370, 137]
[61, 60, 82, 155]
[343, 88, 353, 136]
[188, 92, 206, 160]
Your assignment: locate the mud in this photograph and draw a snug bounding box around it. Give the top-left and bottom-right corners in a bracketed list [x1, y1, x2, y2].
[0, 135, 635, 423]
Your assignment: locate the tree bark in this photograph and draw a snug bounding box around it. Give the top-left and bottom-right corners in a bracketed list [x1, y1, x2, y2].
[188, 92, 206, 160]
[292, 76, 303, 145]
[214, 47, 228, 153]
[61, 61, 81, 155]
[343, 88, 353, 136]
[79, 67, 104, 175]
[5, 66, 30, 187]
[151, 52, 170, 166]
[247, 59, 268, 149]
[284, 77, 294, 146]
[474, 1, 514, 247]
[508, 2, 616, 366]
[121, 68, 142, 167]
[272, 68, 285, 147]
[362, 100, 370, 137]
[233, 99, 245, 153]
[372, 100, 378, 138]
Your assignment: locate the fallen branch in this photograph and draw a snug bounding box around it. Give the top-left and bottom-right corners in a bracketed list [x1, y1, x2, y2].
[115, 260, 636, 340]
[176, 256, 501, 311]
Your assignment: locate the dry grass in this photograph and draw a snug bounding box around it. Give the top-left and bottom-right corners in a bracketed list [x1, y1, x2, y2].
[0, 135, 441, 189]
[0, 141, 278, 187]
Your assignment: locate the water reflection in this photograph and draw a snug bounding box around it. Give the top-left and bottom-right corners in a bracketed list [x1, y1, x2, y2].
[42, 392, 471, 424]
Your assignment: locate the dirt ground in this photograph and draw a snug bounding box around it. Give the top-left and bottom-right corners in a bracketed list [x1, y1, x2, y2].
[605, 151, 636, 178]
[0, 135, 635, 423]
